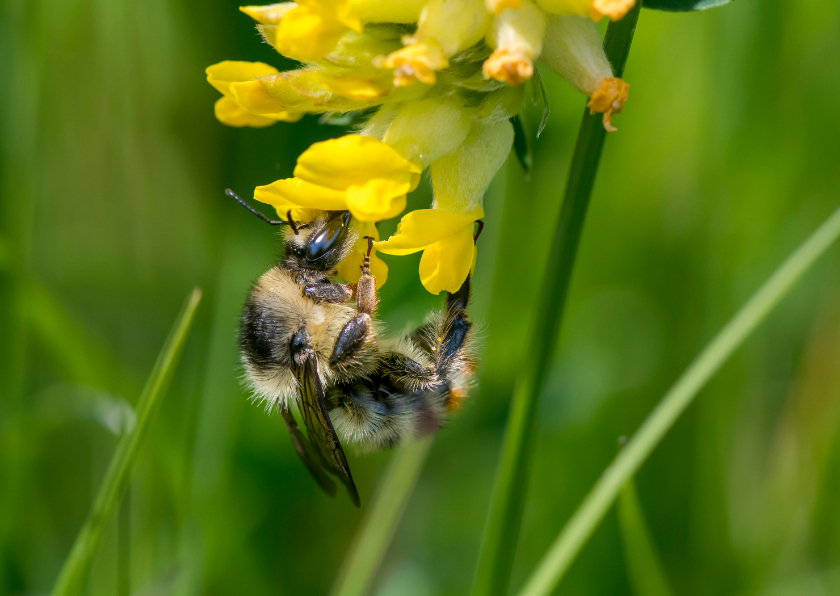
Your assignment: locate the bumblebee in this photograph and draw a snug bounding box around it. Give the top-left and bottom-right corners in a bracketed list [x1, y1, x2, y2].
[227, 190, 477, 506]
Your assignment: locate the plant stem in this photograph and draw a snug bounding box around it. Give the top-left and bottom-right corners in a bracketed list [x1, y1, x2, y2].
[470, 5, 642, 596]
[517, 204, 840, 596]
[50, 288, 202, 596]
[329, 437, 434, 596]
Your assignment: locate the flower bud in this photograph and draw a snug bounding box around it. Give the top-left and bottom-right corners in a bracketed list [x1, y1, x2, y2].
[267, 0, 363, 61]
[325, 25, 404, 69]
[375, 0, 491, 86]
[231, 66, 426, 115]
[540, 15, 629, 130]
[431, 120, 514, 213]
[483, 0, 546, 85]
[383, 96, 473, 166]
[206, 61, 303, 126]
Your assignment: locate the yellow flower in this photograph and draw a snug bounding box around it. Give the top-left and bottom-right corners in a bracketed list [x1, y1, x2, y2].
[540, 15, 629, 130]
[254, 134, 421, 222]
[374, 0, 491, 86]
[206, 61, 303, 126]
[228, 66, 426, 116]
[536, 0, 635, 21]
[337, 220, 389, 288]
[375, 206, 483, 294]
[272, 0, 363, 61]
[373, 40, 448, 87]
[483, 0, 546, 86]
[377, 120, 511, 294]
[586, 77, 629, 131]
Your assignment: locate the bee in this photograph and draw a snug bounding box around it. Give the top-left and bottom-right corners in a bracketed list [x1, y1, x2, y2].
[227, 189, 478, 506]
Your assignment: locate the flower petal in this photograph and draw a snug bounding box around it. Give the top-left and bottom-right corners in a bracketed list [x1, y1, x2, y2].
[231, 79, 290, 115]
[214, 97, 278, 128]
[346, 178, 408, 222]
[418, 226, 476, 294]
[293, 135, 421, 192]
[206, 61, 280, 97]
[337, 221, 388, 288]
[374, 206, 483, 255]
[255, 178, 349, 212]
[274, 5, 351, 61]
[239, 3, 297, 25]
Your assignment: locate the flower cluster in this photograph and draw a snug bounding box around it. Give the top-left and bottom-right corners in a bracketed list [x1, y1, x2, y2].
[207, 0, 634, 294]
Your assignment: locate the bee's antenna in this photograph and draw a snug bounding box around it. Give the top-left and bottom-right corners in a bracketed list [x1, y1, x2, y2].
[473, 220, 485, 242]
[286, 211, 300, 235]
[225, 188, 298, 234]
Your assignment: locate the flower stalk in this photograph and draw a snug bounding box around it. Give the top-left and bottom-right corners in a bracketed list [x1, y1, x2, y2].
[469, 4, 641, 596]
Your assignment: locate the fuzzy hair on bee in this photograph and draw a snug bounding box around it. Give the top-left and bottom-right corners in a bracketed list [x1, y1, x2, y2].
[227, 189, 479, 506]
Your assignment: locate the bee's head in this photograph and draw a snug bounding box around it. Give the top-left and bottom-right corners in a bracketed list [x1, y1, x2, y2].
[283, 210, 355, 272]
[223, 190, 357, 274]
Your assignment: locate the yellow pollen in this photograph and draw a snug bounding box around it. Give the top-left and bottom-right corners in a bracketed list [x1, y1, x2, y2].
[586, 77, 629, 132]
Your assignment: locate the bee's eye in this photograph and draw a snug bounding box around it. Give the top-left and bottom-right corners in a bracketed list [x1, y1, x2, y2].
[305, 213, 350, 262]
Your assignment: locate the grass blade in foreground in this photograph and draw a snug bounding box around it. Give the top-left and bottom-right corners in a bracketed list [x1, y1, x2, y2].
[329, 437, 433, 596]
[617, 479, 674, 596]
[50, 288, 202, 596]
[470, 5, 642, 596]
[517, 205, 840, 596]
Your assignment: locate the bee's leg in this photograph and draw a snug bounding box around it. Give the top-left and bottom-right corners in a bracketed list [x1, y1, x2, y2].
[303, 281, 353, 304]
[379, 352, 438, 390]
[437, 274, 472, 373]
[330, 238, 378, 368]
[353, 236, 378, 316]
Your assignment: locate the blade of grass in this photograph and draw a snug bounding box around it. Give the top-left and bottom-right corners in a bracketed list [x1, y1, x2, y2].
[329, 437, 434, 596]
[617, 478, 674, 596]
[470, 5, 642, 596]
[516, 204, 840, 596]
[50, 287, 202, 596]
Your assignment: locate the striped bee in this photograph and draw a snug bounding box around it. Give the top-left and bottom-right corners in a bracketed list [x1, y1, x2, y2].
[228, 190, 477, 505]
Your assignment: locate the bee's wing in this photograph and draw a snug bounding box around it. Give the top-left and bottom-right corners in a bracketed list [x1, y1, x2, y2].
[278, 403, 337, 498]
[295, 357, 360, 507]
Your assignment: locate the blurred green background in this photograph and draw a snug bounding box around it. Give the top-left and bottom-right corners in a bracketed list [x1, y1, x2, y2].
[3, 0, 840, 595]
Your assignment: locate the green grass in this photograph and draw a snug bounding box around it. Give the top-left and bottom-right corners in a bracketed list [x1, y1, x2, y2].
[50, 289, 201, 596]
[517, 205, 840, 595]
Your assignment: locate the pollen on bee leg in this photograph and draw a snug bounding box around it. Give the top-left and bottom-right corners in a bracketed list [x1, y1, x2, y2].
[585, 76, 629, 132]
[590, 0, 636, 21]
[483, 48, 534, 86]
[446, 387, 467, 412]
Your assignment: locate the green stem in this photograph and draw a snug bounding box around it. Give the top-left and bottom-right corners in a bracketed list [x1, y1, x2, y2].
[517, 204, 840, 596]
[470, 6, 642, 596]
[329, 437, 434, 596]
[50, 288, 202, 596]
